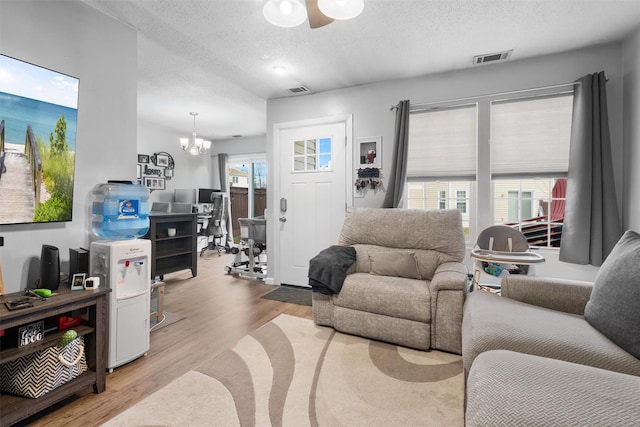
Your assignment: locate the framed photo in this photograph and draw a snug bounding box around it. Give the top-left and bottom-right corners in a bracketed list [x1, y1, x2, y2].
[138, 154, 150, 164]
[136, 164, 142, 179]
[357, 136, 381, 168]
[145, 177, 166, 190]
[156, 153, 170, 167]
[164, 168, 174, 178]
[71, 273, 86, 291]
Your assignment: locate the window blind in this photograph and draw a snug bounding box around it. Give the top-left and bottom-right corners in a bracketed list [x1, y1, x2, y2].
[407, 104, 477, 180]
[491, 94, 573, 179]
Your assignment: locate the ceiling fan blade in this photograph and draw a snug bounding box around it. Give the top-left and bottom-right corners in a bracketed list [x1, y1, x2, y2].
[306, 0, 334, 28]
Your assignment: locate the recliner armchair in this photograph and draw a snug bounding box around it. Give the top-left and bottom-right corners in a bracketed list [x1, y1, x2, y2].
[312, 208, 469, 354]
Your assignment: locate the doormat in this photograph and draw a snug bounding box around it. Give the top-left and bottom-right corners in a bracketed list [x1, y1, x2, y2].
[261, 285, 312, 306]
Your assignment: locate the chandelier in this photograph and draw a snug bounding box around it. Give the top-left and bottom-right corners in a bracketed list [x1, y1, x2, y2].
[179, 112, 211, 156]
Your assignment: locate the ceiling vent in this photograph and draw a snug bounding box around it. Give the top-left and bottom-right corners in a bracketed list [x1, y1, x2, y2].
[288, 85, 310, 94]
[473, 50, 513, 65]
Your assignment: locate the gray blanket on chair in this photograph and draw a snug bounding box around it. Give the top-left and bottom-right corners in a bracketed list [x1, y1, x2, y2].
[308, 245, 356, 295]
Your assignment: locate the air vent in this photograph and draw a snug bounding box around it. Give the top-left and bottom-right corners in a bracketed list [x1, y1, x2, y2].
[288, 86, 310, 94]
[473, 50, 513, 65]
[232, 135, 243, 138]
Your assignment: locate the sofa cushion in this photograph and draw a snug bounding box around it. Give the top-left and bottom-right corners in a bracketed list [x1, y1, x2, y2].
[584, 230, 640, 359]
[466, 350, 640, 427]
[462, 291, 640, 376]
[334, 272, 430, 323]
[369, 251, 421, 279]
[353, 244, 446, 281]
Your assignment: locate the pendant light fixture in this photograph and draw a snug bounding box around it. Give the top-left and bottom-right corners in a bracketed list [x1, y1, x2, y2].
[179, 112, 211, 156]
[318, 0, 364, 20]
[263, 0, 307, 28]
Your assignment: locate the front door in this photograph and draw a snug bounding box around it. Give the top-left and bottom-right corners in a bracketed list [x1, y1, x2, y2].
[276, 119, 349, 287]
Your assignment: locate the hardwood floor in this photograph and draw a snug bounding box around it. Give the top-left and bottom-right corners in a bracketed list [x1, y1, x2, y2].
[20, 253, 312, 427]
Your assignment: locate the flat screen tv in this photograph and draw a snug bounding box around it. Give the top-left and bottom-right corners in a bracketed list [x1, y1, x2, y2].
[0, 54, 79, 225]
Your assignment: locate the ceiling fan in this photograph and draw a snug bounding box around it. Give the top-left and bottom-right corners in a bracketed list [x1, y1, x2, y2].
[306, 0, 334, 29]
[263, 0, 364, 29]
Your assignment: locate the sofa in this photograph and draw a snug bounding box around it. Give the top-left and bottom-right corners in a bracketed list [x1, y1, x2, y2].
[311, 207, 469, 354]
[462, 230, 640, 426]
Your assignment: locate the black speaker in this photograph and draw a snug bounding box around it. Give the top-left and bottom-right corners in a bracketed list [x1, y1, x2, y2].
[40, 244, 60, 290]
[69, 247, 89, 277]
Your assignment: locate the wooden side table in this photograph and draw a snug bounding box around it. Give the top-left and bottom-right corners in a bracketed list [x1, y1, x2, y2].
[0, 287, 110, 426]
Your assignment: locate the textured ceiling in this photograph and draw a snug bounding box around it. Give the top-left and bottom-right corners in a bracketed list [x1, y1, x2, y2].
[81, 0, 640, 140]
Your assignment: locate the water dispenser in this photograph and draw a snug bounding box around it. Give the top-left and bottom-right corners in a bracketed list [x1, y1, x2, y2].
[90, 239, 151, 371]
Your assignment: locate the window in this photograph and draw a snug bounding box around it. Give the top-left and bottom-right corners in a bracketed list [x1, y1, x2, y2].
[228, 155, 268, 220]
[438, 190, 446, 209]
[506, 190, 533, 222]
[407, 181, 472, 237]
[491, 94, 572, 247]
[407, 104, 476, 239]
[293, 137, 332, 172]
[456, 190, 468, 213]
[406, 89, 573, 247]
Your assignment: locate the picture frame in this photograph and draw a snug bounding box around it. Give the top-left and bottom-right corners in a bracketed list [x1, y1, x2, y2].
[145, 177, 166, 190]
[156, 153, 170, 167]
[164, 168, 174, 178]
[136, 164, 142, 179]
[71, 273, 86, 291]
[138, 154, 150, 164]
[357, 136, 381, 168]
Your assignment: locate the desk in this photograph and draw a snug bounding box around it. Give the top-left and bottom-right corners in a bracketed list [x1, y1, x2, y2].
[470, 248, 545, 291]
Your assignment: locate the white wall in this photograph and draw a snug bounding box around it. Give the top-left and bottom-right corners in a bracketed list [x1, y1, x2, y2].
[267, 43, 626, 281]
[0, 1, 137, 293]
[137, 120, 215, 203]
[623, 27, 640, 233]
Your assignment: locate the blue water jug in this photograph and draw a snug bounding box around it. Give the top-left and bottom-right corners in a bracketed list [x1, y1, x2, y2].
[92, 182, 150, 240]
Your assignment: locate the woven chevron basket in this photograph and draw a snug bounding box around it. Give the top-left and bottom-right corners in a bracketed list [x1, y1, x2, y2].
[0, 337, 87, 398]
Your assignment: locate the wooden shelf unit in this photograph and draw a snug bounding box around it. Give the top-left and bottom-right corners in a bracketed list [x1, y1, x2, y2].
[146, 212, 198, 279]
[0, 287, 110, 427]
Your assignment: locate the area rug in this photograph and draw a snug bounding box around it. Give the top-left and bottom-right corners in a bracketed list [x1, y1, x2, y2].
[260, 285, 312, 306]
[150, 311, 185, 332]
[102, 314, 464, 427]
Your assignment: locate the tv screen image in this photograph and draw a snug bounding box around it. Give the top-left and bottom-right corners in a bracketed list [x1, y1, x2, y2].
[0, 54, 79, 225]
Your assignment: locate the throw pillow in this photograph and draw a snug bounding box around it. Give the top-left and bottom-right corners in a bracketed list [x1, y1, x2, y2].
[368, 251, 421, 279]
[584, 230, 640, 359]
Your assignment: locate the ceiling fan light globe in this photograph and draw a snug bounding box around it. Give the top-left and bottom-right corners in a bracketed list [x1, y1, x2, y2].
[263, 0, 307, 27]
[280, 0, 293, 15]
[318, 0, 363, 20]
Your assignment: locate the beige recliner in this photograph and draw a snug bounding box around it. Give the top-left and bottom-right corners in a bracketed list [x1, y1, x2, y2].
[311, 208, 469, 354]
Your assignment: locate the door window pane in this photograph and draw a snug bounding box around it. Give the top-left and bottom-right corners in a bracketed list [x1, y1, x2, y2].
[292, 137, 332, 172]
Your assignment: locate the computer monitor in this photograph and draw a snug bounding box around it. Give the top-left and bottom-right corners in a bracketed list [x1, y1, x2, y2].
[174, 189, 197, 204]
[198, 188, 221, 203]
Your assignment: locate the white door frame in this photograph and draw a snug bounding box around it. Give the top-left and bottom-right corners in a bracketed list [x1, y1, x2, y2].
[269, 114, 353, 286]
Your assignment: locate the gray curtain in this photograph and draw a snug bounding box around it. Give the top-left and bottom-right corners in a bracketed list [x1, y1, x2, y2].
[218, 153, 233, 248]
[559, 71, 622, 266]
[383, 100, 410, 208]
